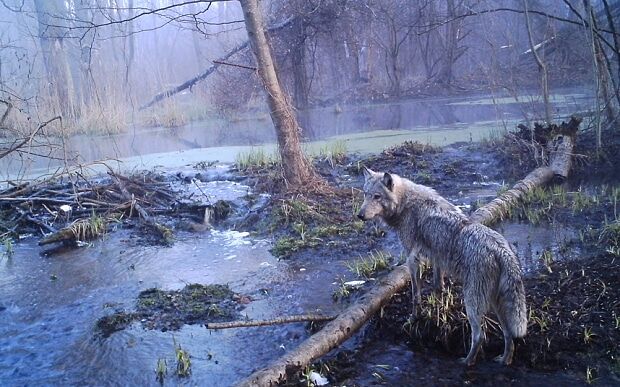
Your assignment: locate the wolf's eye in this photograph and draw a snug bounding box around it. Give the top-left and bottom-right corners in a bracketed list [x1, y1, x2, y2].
[373, 193, 382, 200]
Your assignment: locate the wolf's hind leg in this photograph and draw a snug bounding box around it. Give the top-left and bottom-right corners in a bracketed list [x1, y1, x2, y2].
[494, 309, 515, 365]
[406, 253, 422, 317]
[461, 293, 487, 366]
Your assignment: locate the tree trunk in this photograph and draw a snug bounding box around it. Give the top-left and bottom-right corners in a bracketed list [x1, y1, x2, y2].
[236, 119, 580, 386]
[34, 0, 78, 119]
[239, 0, 317, 188]
[437, 0, 458, 86]
[291, 17, 309, 110]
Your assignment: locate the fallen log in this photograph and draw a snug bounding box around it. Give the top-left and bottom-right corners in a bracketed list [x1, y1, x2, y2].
[109, 172, 173, 245]
[206, 314, 336, 330]
[236, 118, 580, 386]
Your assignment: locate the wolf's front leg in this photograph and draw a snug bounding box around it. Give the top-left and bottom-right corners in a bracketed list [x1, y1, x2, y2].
[406, 252, 422, 318]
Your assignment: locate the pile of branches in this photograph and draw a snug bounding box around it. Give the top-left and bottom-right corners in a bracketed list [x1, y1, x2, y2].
[0, 171, 184, 248]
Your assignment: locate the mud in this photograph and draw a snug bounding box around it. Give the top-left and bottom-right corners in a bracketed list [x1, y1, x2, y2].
[236, 128, 620, 385]
[3, 123, 620, 385]
[96, 283, 244, 337]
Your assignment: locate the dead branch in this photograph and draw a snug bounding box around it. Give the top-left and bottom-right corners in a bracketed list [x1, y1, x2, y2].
[139, 17, 294, 110]
[206, 314, 336, 330]
[0, 116, 61, 160]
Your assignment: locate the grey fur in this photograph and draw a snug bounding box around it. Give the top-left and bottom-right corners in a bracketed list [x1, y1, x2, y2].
[358, 167, 527, 366]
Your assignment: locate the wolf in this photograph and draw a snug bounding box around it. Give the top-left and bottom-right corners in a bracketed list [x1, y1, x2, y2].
[357, 167, 527, 366]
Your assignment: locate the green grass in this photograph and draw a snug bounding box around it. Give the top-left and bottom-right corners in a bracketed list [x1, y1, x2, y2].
[347, 250, 392, 278]
[235, 147, 280, 171]
[318, 140, 348, 167]
[174, 341, 191, 377]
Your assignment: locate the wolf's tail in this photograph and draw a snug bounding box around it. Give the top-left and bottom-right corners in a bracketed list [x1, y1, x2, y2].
[497, 247, 528, 338]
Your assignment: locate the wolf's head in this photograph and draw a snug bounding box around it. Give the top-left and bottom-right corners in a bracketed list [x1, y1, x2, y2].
[357, 166, 400, 222]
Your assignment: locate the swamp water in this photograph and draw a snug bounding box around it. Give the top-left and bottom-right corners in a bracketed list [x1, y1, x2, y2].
[0, 91, 594, 385]
[0, 177, 585, 386]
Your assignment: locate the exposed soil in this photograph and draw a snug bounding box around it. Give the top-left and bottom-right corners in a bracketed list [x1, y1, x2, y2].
[4, 120, 620, 385]
[95, 283, 246, 337]
[234, 125, 620, 385]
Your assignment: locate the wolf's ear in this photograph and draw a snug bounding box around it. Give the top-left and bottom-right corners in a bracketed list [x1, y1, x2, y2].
[362, 166, 374, 181]
[382, 173, 394, 191]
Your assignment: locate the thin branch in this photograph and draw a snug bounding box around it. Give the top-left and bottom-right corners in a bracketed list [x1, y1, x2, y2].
[0, 116, 61, 160]
[206, 314, 336, 329]
[212, 60, 256, 71]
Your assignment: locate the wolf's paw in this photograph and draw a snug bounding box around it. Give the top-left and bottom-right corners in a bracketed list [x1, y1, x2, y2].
[494, 355, 512, 366]
[458, 357, 476, 367]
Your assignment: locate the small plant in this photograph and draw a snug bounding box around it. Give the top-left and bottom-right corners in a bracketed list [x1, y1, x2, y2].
[540, 249, 554, 273]
[174, 341, 191, 377]
[70, 212, 107, 241]
[351, 188, 362, 217]
[583, 326, 596, 344]
[528, 308, 550, 332]
[496, 183, 510, 196]
[347, 250, 391, 278]
[585, 366, 596, 384]
[332, 279, 352, 301]
[155, 358, 167, 383]
[1, 236, 14, 258]
[318, 140, 348, 167]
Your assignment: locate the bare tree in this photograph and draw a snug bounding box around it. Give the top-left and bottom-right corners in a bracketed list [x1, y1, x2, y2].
[524, 0, 552, 124]
[239, 0, 318, 188]
[33, 0, 78, 119]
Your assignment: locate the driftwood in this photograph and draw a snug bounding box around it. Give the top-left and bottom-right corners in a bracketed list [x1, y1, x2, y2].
[0, 168, 185, 247]
[109, 172, 173, 244]
[206, 314, 336, 330]
[139, 17, 295, 110]
[236, 118, 580, 386]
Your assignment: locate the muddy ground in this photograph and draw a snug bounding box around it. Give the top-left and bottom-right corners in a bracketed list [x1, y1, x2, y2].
[3, 123, 620, 385]
[234, 127, 620, 386]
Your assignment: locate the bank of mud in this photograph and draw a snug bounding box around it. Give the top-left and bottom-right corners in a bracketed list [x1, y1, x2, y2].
[2, 122, 619, 385]
[236, 127, 620, 385]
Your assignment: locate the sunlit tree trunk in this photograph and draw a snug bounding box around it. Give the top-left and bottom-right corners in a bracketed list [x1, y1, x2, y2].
[34, 0, 78, 119]
[239, 0, 317, 188]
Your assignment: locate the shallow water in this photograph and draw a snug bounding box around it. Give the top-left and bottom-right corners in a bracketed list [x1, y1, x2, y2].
[0, 176, 358, 386]
[0, 175, 586, 386]
[1, 89, 593, 181]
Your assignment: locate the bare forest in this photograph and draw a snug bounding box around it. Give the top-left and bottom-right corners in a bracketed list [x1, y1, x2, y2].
[1, 1, 619, 386]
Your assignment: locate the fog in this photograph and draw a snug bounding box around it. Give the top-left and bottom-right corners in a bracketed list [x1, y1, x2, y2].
[0, 0, 617, 177]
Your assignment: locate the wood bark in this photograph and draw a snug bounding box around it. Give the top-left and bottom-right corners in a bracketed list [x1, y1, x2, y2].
[236, 120, 579, 386]
[206, 314, 335, 330]
[239, 0, 316, 188]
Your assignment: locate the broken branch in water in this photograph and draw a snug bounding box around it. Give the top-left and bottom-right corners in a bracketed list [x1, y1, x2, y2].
[206, 314, 336, 330]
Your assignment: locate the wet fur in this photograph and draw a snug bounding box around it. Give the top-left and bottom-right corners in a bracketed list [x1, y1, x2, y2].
[358, 167, 527, 366]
